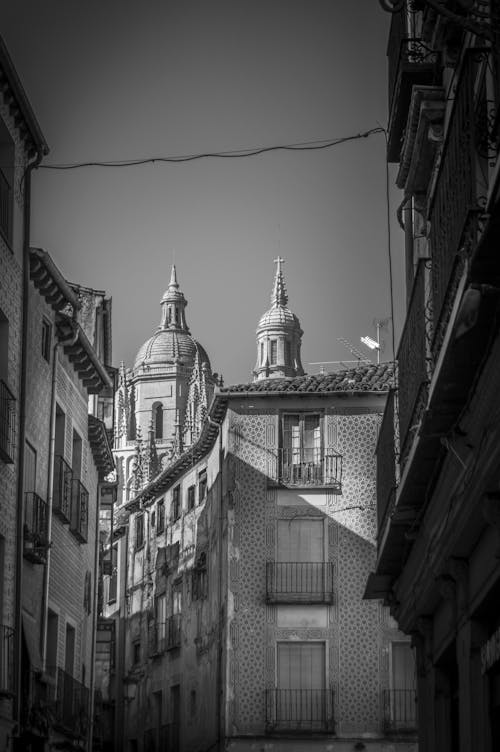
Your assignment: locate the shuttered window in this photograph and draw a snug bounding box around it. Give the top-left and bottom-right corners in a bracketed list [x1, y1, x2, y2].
[278, 642, 325, 690]
[277, 519, 324, 562]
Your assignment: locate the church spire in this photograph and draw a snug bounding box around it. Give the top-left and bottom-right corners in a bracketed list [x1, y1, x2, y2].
[271, 256, 288, 307]
[159, 265, 190, 332]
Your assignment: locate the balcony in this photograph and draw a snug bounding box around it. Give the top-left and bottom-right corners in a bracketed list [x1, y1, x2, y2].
[0, 624, 14, 697]
[383, 689, 417, 734]
[50, 667, 90, 738]
[376, 389, 397, 537]
[428, 50, 484, 358]
[266, 562, 334, 604]
[0, 379, 15, 463]
[23, 492, 49, 564]
[70, 478, 89, 543]
[166, 614, 181, 650]
[387, 7, 440, 161]
[53, 454, 72, 522]
[272, 448, 342, 490]
[397, 260, 430, 467]
[266, 689, 335, 733]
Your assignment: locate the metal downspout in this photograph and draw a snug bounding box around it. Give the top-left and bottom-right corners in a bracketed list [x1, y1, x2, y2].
[13, 152, 43, 735]
[88, 478, 105, 752]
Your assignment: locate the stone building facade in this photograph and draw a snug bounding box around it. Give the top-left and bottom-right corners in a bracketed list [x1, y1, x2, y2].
[0, 34, 48, 752]
[365, 3, 500, 751]
[16, 249, 115, 751]
[104, 262, 417, 752]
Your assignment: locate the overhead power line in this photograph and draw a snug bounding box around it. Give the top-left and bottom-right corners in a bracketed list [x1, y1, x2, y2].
[38, 127, 385, 170]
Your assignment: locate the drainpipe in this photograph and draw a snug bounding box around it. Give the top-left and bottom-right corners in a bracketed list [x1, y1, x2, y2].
[13, 151, 45, 733]
[115, 520, 130, 751]
[40, 325, 79, 673]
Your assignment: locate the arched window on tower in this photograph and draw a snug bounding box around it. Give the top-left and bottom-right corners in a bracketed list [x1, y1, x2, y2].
[153, 403, 163, 440]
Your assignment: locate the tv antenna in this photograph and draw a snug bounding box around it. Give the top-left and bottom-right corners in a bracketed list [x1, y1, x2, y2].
[337, 337, 372, 364]
[360, 318, 391, 365]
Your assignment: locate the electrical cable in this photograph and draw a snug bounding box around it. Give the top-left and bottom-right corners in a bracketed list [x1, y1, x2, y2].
[37, 127, 385, 170]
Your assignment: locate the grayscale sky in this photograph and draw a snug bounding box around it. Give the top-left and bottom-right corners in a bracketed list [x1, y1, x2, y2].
[2, 0, 403, 385]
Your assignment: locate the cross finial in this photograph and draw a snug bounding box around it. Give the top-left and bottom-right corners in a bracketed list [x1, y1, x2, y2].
[274, 256, 285, 273]
[271, 256, 288, 307]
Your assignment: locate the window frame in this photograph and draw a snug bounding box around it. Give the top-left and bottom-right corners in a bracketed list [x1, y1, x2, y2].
[187, 485, 196, 511]
[198, 470, 207, 505]
[41, 318, 52, 363]
[135, 512, 145, 550]
[171, 486, 181, 522]
[156, 498, 165, 534]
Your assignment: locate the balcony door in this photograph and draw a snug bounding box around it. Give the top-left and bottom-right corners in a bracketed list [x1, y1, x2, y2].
[390, 642, 417, 728]
[276, 642, 326, 730]
[276, 519, 325, 598]
[282, 414, 321, 483]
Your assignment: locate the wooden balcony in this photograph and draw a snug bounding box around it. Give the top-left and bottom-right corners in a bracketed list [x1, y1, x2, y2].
[23, 492, 49, 564]
[266, 689, 335, 733]
[266, 562, 334, 604]
[0, 379, 15, 463]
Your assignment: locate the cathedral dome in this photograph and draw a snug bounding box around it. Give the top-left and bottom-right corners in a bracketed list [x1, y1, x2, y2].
[132, 265, 211, 373]
[133, 330, 211, 370]
[257, 304, 299, 331]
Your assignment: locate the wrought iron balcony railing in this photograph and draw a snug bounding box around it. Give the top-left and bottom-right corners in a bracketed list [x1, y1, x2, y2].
[387, 7, 440, 160]
[51, 667, 90, 738]
[70, 478, 89, 543]
[428, 49, 484, 357]
[273, 448, 342, 489]
[266, 689, 335, 733]
[166, 614, 182, 650]
[397, 260, 430, 467]
[0, 169, 12, 243]
[0, 624, 14, 697]
[149, 622, 167, 656]
[266, 562, 334, 604]
[376, 389, 397, 536]
[53, 454, 72, 522]
[24, 492, 49, 564]
[0, 379, 15, 463]
[383, 689, 417, 734]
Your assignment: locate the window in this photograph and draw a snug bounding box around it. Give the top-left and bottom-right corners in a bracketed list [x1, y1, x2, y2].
[270, 340, 277, 365]
[276, 642, 327, 730]
[385, 642, 417, 730]
[198, 470, 207, 505]
[132, 640, 141, 665]
[65, 623, 76, 676]
[107, 545, 118, 604]
[153, 403, 163, 440]
[157, 499, 165, 533]
[135, 513, 145, 549]
[192, 554, 207, 600]
[187, 485, 195, 511]
[172, 579, 182, 615]
[41, 319, 51, 362]
[46, 610, 59, 674]
[277, 519, 324, 563]
[284, 339, 291, 365]
[260, 341, 264, 365]
[171, 487, 181, 522]
[155, 594, 167, 652]
[281, 414, 322, 484]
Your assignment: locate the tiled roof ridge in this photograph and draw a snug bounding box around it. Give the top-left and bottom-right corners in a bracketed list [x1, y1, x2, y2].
[219, 361, 395, 394]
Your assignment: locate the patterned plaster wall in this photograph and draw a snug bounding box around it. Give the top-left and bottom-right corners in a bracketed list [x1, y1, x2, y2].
[226, 401, 403, 738]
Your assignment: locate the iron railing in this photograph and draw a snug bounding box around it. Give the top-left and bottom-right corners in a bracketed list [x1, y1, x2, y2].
[70, 478, 89, 543]
[377, 390, 397, 535]
[266, 689, 335, 732]
[428, 50, 482, 357]
[24, 491, 49, 563]
[149, 622, 167, 656]
[277, 448, 342, 488]
[266, 562, 334, 603]
[383, 689, 417, 733]
[0, 625, 14, 696]
[166, 615, 182, 650]
[397, 260, 429, 466]
[53, 454, 72, 522]
[0, 169, 11, 243]
[0, 379, 15, 463]
[52, 667, 89, 737]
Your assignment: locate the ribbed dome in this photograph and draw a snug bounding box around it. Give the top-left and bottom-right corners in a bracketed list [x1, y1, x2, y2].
[134, 330, 211, 370]
[258, 305, 299, 330]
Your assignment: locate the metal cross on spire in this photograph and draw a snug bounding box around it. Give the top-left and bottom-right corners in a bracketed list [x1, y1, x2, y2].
[271, 256, 288, 307]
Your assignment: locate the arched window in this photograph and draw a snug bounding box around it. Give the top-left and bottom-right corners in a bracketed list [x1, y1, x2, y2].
[153, 403, 163, 440]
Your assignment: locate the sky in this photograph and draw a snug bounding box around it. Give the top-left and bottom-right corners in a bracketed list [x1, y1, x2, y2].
[2, 0, 404, 385]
